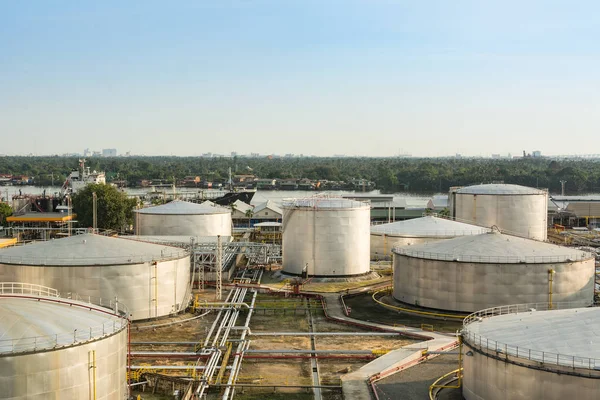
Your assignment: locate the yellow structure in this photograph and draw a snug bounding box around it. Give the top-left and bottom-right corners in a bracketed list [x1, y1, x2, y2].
[0, 238, 17, 249]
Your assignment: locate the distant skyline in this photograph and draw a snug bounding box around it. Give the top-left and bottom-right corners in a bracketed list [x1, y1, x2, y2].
[1, 1, 599, 157]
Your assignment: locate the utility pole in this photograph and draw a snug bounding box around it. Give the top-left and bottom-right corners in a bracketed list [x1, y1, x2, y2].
[92, 192, 97, 233]
[560, 180, 567, 196]
[216, 235, 222, 301]
[67, 195, 72, 237]
[190, 237, 196, 292]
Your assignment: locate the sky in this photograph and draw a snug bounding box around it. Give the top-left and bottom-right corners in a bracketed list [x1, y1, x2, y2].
[1, 1, 599, 157]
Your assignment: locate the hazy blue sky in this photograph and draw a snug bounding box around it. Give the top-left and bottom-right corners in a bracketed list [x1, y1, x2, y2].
[1, 1, 599, 157]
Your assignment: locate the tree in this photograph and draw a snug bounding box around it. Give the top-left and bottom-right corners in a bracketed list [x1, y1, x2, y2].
[72, 184, 137, 232]
[0, 203, 12, 226]
[245, 209, 254, 228]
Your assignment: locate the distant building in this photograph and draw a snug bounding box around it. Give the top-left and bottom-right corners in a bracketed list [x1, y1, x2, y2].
[252, 201, 283, 223]
[83, 148, 91, 157]
[102, 149, 117, 157]
[492, 154, 500, 159]
[92, 151, 101, 157]
[533, 150, 542, 158]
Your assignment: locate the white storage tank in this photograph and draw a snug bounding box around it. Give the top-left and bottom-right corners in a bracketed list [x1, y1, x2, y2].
[282, 198, 370, 276]
[0, 233, 191, 320]
[370, 216, 489, 260]
[0, 283, 128, 399]
[393, 231, 594, 313]
[134, 199, 232, 237]
[450, 184, 548, 240]
[462, 304, 600, 400]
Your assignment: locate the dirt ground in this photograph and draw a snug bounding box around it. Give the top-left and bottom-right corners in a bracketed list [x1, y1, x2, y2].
[129, 287, 424, 398]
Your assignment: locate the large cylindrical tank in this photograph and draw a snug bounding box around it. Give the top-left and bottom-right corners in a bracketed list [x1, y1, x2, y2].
[462, 306, 600, 400]
[282, 198, 370, 276]
[0, 283, 128, 399]
[451, 184, 548, 240]
[0, 233, 191, 320]
[370, 216, 488, 260]
[134, 200, 232, 237]
[392, 231, 594, 313]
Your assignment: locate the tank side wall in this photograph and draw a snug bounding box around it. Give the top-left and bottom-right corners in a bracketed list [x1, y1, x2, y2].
[0, 256, 191, 320]
[282, 208, 315, 275]
[463, 343, 600, 400]
[0, 328, 127, 399]
[393, 256, 594, 312]
[283, 207, 370, 276]
[137, 213, 232, 237]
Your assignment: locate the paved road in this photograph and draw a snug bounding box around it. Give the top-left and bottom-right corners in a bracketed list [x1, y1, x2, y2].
[373, 354, 463, 400]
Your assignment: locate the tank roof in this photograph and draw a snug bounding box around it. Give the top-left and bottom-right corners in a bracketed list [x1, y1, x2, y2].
[134, 200, 231, 215]
[456, 184, 546, 195]
[371, 216, 489, 237]
[393, 231, 592, 263]
[464, 307, 600, 362]
[0, 233, 187, 266]
[282, 197, 370, 210]
[0, 296, 124, 354]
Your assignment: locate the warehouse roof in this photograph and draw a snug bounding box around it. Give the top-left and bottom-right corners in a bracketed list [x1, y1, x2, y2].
[253, 200, 283, 215]
[371, 216, 488, 237]
[134, 200, 231, 215]
[282, 197, 370, 210]
[456, 184, 546, 195]
[393, 231, 592, 263]
[0, 296, 124, 354]
[464, 307, 600, 361]
[0, 233, 186, 266]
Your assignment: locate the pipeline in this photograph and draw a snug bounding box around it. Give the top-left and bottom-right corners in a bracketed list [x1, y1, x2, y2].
[222, 289, 257, 400]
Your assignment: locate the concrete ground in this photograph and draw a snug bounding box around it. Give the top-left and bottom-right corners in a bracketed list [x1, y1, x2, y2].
[372, 354, 464, 400]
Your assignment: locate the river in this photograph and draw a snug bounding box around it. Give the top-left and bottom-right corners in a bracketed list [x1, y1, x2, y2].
[0, 186, 435, 206]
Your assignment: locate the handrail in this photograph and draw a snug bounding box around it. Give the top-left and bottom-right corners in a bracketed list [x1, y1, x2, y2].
[0, 250, 186, 265]
[0, 283, 129, 355]
[462, 302, 600, 371]
[393, 248, 592, 264]
[371, 229, 487, 237]
[0, 282, 59, 297]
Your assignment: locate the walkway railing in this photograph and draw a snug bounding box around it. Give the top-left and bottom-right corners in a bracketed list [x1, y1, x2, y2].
[0, 282, 129, 355]
[393, 248, 591, 264]
[0, 249, 185, 265]
[463, 302, 600, 371]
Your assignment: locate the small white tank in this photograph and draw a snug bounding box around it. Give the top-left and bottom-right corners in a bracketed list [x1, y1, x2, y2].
[134, 200, 232, 237]
[450, 184, 548, 240]
[282, 198, 370, 276]
[370, 216, 488, 260]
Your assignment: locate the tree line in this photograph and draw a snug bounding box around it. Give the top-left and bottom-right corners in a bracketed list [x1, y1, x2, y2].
[1, 156, 600, 194]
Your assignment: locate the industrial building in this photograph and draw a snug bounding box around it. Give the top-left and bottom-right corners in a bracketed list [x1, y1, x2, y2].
[462, 305, 600, 400]
[450, 184, 548, 240]
[282, 197, 370, 276]
[0, 233, 191, 320]
[370, 216, 488, 260]
[134, 199, 232, 237]
[392, 231, 594, 313]
[6, 212, 75, 241]
[0, 283, 128, 399]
